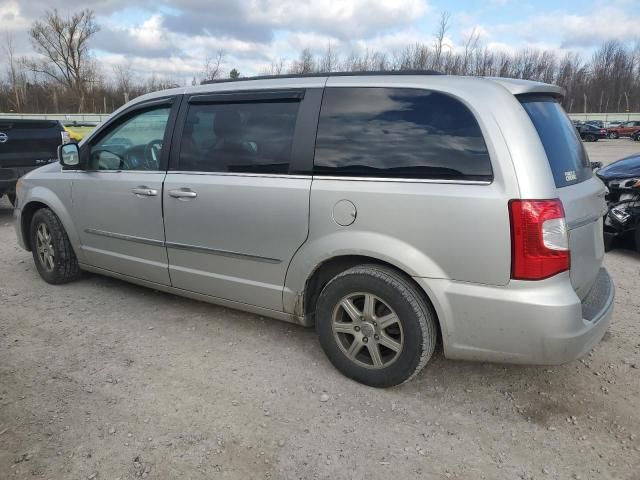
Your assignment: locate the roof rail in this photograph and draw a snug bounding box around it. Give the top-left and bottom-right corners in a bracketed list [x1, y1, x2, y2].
[201, 70, 443, 85]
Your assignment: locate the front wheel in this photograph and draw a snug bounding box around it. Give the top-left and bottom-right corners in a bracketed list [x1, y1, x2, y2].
[315, 265, 438, 387]
[608, 132, 619, 139]
[30, 208, 81, 284]
[585, 134, 596, 142]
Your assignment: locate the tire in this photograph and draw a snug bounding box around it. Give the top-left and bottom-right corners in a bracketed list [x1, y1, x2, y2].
[585, 134, 596, 142]
[30, 208, 81, 284]
[315, 264, 438, 387]
[608, 132, 618, 139]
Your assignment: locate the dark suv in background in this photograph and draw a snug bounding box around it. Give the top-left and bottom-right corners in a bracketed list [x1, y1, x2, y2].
[0, 119, 69, 205]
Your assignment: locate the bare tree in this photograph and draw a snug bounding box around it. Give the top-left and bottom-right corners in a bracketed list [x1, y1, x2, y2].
[433, 11, 451, 70]
[2, 31, 24, 111]
[202, 50, 225, 82]
[27, 9, 99, 112]
[318, 42, 338, 73]
[288, 48, 315, 74]
[112, 61, 136, 103]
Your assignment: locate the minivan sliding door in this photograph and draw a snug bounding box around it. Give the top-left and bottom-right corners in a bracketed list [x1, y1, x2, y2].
[163, 88, 322, 311]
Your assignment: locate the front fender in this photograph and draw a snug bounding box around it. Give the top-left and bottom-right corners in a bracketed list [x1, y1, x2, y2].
[21, 184, 84, 263]
[283, 230, 447, 314]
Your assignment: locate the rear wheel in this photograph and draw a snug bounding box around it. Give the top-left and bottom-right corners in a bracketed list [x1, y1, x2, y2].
[315, 264, 438, 387]
[585, 133, 596, 142]
[30, 208, 81, 284]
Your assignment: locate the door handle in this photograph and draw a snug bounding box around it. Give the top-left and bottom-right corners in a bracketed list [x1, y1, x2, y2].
[168, 188, 197, 199]
[132, 186, 158, 196]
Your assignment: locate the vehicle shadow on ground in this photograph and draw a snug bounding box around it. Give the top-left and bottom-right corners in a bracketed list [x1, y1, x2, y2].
[79, 267, 587, 422]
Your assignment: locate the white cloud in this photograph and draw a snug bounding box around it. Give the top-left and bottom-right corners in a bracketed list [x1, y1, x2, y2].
[0, 0, 31, 32]
[494, 6, 640, 47]
[248, 0, 429, 38]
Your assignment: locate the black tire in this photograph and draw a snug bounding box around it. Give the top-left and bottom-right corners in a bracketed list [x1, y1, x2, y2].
[315, 264, 438, 387]
[30, 208, 81, 284]
[585, 134, 596, 142]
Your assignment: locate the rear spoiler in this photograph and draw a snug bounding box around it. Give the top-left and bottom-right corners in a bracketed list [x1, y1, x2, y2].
[485, 77, 565, 98]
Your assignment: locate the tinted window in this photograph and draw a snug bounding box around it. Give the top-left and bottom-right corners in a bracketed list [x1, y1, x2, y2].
[179, 101, 299, 174]
[314, 87, 492, 181]
[520, 97, 591, 187]
[89, 107, 170, 171]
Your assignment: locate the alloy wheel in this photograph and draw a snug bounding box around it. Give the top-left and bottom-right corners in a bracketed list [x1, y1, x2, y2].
[331, 292, 404, 369]
[36, 222, 55, 272]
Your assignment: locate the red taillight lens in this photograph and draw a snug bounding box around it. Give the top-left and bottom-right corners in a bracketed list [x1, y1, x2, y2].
[509, 199, 570, 280]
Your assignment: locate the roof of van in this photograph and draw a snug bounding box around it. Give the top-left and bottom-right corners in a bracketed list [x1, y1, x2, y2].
[123, 72, 564, 112]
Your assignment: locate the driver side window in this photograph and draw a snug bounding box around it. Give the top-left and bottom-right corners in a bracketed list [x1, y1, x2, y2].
[89, 107, 171, 171]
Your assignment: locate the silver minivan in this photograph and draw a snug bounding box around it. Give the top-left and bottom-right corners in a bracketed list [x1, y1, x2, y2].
[14, 73, 614, 387]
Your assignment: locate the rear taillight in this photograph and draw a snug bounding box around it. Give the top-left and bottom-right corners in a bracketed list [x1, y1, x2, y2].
[509, 199, 570, 280]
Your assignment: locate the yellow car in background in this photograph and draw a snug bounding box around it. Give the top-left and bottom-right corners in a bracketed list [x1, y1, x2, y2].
[63, 122, 97, 143]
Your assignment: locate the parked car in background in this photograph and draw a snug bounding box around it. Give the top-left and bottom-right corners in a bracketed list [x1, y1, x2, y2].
[595, 154, 640, 251]
[585, 120, 604, 128]
[0, 119, 69, 206]
[63, 121, 98, 143]
[606, 121, 640, 139]
[14, 73, 614, 387]
[607, 120, 624, 128]
[577, 123, 607, 142]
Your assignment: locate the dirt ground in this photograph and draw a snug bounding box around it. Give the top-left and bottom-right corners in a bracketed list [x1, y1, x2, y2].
[1, 140, 639, 480]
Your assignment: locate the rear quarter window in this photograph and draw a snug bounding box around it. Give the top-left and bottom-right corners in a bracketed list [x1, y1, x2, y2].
[314, 87, 493, 181]
[519, 96, 592, 188]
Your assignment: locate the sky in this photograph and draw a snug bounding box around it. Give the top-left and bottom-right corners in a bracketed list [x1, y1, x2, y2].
[1, 0, 639, 83]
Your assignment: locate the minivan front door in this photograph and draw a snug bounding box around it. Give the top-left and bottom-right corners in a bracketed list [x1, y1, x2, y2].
[73, 99, 179, 284]
[162, 89, 321, 311]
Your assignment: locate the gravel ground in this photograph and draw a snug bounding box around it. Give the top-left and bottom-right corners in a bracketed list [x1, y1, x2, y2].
[1, 140, 639, 480]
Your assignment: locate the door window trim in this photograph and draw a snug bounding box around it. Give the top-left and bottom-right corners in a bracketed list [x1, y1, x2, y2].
[169, 88, 322, 175]
[77, 95, 182, 172]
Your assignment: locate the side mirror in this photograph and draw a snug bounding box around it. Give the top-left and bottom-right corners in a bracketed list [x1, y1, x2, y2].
[58, 143, 80, 167]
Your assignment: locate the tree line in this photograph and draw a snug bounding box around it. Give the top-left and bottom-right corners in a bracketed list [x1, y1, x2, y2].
[2, 9, 639, 115]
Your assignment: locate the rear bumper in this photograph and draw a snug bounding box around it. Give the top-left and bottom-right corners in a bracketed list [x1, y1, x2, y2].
[416, 268, 614, 365]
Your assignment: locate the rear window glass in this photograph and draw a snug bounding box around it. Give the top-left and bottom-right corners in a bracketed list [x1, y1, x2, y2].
[314, 87, 492, 181]
[520, 97, 591, 187]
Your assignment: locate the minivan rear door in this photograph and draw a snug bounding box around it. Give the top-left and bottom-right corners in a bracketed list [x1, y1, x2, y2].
[520, 97, 607, 299]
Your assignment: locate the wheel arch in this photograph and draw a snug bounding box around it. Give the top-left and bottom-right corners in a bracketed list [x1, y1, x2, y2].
[287, 253, 443, 345]
[20, 188, 81, 261]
